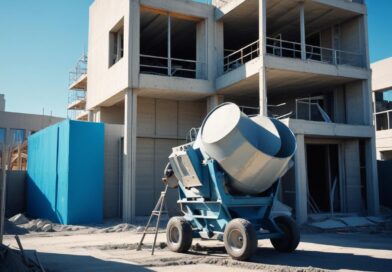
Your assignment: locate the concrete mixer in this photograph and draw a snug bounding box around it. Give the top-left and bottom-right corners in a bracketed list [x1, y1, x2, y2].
[163, 102, 300, 261]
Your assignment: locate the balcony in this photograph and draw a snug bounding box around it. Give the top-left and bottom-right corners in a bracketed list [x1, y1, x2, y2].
[266, 37, 364, 67]
[222, 37, 364, 74]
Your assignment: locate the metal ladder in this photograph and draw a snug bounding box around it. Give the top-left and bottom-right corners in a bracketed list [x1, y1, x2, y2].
[136, 185, 168, 255]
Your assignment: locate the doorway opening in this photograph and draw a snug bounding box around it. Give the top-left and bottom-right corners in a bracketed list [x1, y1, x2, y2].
[306, 144, 341, 214]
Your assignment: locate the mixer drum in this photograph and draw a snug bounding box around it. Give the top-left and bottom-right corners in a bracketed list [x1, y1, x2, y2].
[199, 103, 296, 195]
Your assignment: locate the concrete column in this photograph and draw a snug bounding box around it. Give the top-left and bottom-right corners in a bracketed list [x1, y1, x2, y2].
[123, 89, 138, 223]
[207, 95, 224, 112]
[294, 134, 308, 224]
[88, 110, 94, 122]
[365, 137, 380, 215]
[94, 108, 102, 123]
[167, 16, 172, 76]
[129, 0, 140, 87]
[344, 140, 362, 212]
[215, 21, 224, 76]
[259, 0, 268, 116]
[299, 2, 306, 61]
[196, 19, 207, 79]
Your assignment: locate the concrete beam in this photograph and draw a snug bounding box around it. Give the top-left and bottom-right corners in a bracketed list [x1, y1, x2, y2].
[140, 0, 212, 19]
[313, 0, 366, 15]
[215, 0, 246, 21]
[265, 55, 370, 80]
[281, 119, 375, 139]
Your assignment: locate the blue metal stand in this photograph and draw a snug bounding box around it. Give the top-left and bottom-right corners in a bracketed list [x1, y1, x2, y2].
[177, 146, 284, 241]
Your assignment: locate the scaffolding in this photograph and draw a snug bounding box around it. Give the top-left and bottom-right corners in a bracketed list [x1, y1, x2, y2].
[68, 53, 88, 120]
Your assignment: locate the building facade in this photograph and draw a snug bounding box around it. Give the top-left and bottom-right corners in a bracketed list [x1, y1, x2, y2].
[78, 0, 379, 224]
[372, 57, 392, 161]
[0, 94, 64, 169]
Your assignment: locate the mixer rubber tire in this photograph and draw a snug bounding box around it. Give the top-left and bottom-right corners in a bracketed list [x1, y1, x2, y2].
[223, 218, 257, 261]
[166, 216, 193, 253]
[270, 216, 300, 252]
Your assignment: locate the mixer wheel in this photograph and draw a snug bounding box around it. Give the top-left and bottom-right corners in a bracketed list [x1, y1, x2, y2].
[166, 216, 193, 253]
[224, 219, 257, 261]
[270, 216, 300, 252]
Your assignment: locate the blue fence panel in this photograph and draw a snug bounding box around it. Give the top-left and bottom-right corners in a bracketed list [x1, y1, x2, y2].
[27, 120, 104, 225]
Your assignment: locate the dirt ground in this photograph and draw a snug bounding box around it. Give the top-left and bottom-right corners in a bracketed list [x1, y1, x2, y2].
[4, 226, 392, 272]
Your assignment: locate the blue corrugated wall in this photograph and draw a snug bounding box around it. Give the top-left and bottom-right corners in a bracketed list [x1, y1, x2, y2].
[27, 120, 104, 225]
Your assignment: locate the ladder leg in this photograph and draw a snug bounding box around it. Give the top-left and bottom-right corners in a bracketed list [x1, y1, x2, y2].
[137, 195, 163, 251]
[151, 185, 168, 255]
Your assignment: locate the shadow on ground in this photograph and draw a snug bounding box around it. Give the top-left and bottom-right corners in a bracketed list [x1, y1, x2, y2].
[252, 247, 392, 272]
[183, 242, 392, 272]
[300, 232, 392, 251]
[24, 250, 152, 272]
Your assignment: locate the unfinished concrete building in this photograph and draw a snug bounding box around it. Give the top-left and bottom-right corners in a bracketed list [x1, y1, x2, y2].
[80, 0, 379, 224]
[372, 57, 392, 161]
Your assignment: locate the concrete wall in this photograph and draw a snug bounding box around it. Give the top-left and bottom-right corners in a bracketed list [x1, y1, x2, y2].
[135, 97, 206, 215]
[0, 111, 64, 146]
[372, 57, 392, 92]
[87, 0, 130, 109]
[343, 139, 363, 212]
[0, 112, 63, 134]
[5, 170, 26, 218]
[375, 130, 392, 160]
[103, 124, 124, 218]
[340, 16, 366, 67]
[97, 105, 125, 125]
[345, 80, 368, 125]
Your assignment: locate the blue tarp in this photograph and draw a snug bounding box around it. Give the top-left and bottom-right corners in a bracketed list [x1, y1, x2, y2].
[27, 120, 104, 225]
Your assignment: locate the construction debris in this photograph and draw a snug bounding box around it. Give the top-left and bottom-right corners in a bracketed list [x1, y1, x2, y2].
[309, 215, 392, 231]
[9, 214, 29, 225]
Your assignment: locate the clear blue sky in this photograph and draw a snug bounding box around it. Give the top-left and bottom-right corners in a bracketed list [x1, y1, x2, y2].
[0, 0, 391, 117]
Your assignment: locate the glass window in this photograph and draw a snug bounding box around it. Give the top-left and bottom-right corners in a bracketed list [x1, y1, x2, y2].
[375, 89, 392, 113]
[10, 129, 25, 146]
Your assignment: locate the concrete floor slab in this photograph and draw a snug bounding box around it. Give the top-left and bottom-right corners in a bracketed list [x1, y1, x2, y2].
[339, 217, 375, 227]
[310, 219, 347, 229]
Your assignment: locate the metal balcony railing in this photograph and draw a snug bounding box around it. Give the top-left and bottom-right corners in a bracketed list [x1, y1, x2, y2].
[266, 37, 364, 67]
[140, 54, 207, 79]
[224, 40, 260, 72]
[295, 97, 332, 123]
[375, 109, 392, 131]
[222, 38, 364, 74]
